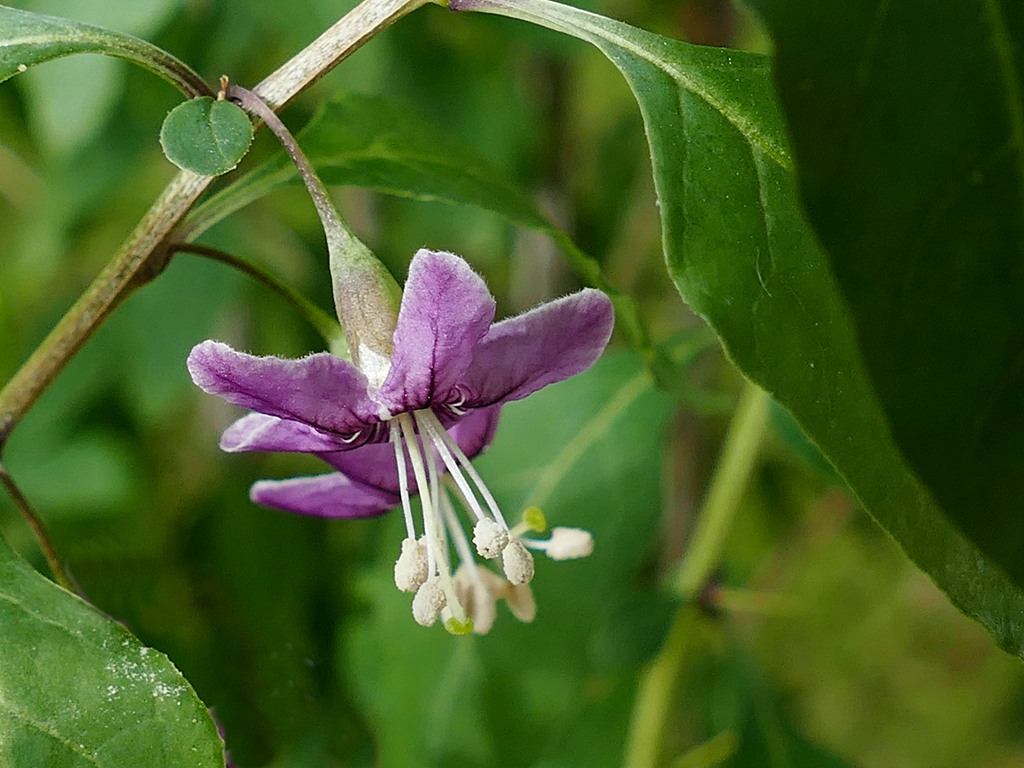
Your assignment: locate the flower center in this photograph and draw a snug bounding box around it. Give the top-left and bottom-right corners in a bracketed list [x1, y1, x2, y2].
[387, 408, 595, 634]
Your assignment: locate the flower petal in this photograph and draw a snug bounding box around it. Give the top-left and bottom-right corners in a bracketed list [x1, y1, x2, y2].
[220, 413, 356, 453]
[460, 288, 614, 406]
[449, 406, 501, 458]
[378, 250, 496, 413]
[250, 473, 398, 518]
[188, 340, 380, 439]
[319, 406, 502, 494]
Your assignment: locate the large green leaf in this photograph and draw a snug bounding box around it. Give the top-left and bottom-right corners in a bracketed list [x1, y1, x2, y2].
[0, 533, 224, 767]
[450, 0, 1024, 656]
[0, 4, 208, 96]
[743, 1, 1024, 584]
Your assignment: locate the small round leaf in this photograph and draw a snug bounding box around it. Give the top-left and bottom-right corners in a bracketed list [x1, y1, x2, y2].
[160, 96, 253, 176]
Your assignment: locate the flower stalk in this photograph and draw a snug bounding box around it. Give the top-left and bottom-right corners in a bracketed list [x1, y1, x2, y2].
[225, 84, 401, 367]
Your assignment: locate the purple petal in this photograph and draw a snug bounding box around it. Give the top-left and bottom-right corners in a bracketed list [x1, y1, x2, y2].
[377, 250, 496, 414]
[250, 473, 398, 518]
[460, 288, 614, 406]
[187, 340, 380, 439]
[319, 406, 502, 494]
[449, 406, 501, 458]
[319, 441, 401, 494]
[220, 413, 356, 453]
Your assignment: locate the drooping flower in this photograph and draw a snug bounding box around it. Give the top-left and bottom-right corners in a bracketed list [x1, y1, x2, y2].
[188, 248, 613, 633]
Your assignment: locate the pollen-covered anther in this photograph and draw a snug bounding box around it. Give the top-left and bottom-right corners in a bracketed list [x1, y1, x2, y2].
[472, 518, 509, 559]
[545, 527, 594, 560]
[394, 536, 429, 592]
[506, 583, 537, 623]
[501, 539, 535, 585]
[412, 577, 447, 626]
[445, 566, 499, 634]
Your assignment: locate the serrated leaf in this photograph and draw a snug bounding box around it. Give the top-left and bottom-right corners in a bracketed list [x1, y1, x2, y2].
[455, 0, 1024, 657]
[160, 97, 253, 176]
[0, 5, 207, 96]
[0, 533, 224, 767]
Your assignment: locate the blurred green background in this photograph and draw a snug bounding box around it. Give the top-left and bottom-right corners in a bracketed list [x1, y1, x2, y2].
[2, 0, 1024, 766]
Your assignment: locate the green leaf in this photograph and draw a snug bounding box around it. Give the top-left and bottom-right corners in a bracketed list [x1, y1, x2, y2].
[160, 97, 253, 176]
[0, 533, 224, 767]
[0, 5, 209, 97]
[454, 0, 1024, 656]
[742, 1, 1024, 586]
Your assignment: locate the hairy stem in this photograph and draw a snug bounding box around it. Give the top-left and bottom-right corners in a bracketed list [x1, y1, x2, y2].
[0, 462, 79, 596]
[0, 0, 431, 450]
[624, 382, 770, 768]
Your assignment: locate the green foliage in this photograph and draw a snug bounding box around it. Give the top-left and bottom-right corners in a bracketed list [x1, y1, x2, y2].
[745, 0, 1024, 587]
[0, 532, 223, 766]
[468, 0, 1024, 657]
[160, 97, 253, 176]
[0, 4, 208, 99]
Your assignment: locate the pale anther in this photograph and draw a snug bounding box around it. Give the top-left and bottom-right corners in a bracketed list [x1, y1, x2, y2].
[502, 539, 535, 585]
[412, 577, 447, 627]
[394, 536, 428, 592]
[544, 527, 594, 560]
[473, 518, 509, 559]
[506, 583, 537, 623]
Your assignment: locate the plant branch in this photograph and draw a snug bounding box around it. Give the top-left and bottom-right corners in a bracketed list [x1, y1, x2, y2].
[0, 0, 432, 451]
[0, 461, 79, 595]
[624, 382, 770, 768]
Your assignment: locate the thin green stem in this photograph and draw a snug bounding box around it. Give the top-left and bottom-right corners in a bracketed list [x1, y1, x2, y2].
[674, 383, 771, 598]
[0, 0, 429, 450]
[171, 243, 347, 354]
[0, 462, 79, 596]
[624, 381, 770, 768]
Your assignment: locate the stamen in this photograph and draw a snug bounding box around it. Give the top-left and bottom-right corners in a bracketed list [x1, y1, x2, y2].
[505, 583, 537, 623]
[523, 527, 595, 560]
[450, 565, 498, 634]
[389, 423, 416, 540]
[440, 491, 483, 581]
[412, 578, 446, 626]
[501, 539, 535, 585]
[394, 537, 428, 592]
[418, 409, 509, 528]
[472, 518, 508, 559]
[417, 411, 489, 524]
[397, 413, 467, 625]
[397, 413, 437, 574]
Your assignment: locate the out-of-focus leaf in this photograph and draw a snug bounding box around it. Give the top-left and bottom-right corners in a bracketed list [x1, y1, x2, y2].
[160, 97, 252, 176]
[743, 0, 1024, 588]
[454, 0, 1024, 657]
[343, 352, 673, 768]
[0, 533, 224, 767]
[0, 4, 205, 92]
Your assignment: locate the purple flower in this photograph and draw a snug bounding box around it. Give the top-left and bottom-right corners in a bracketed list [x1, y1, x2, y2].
[188, 249, 613, 633]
